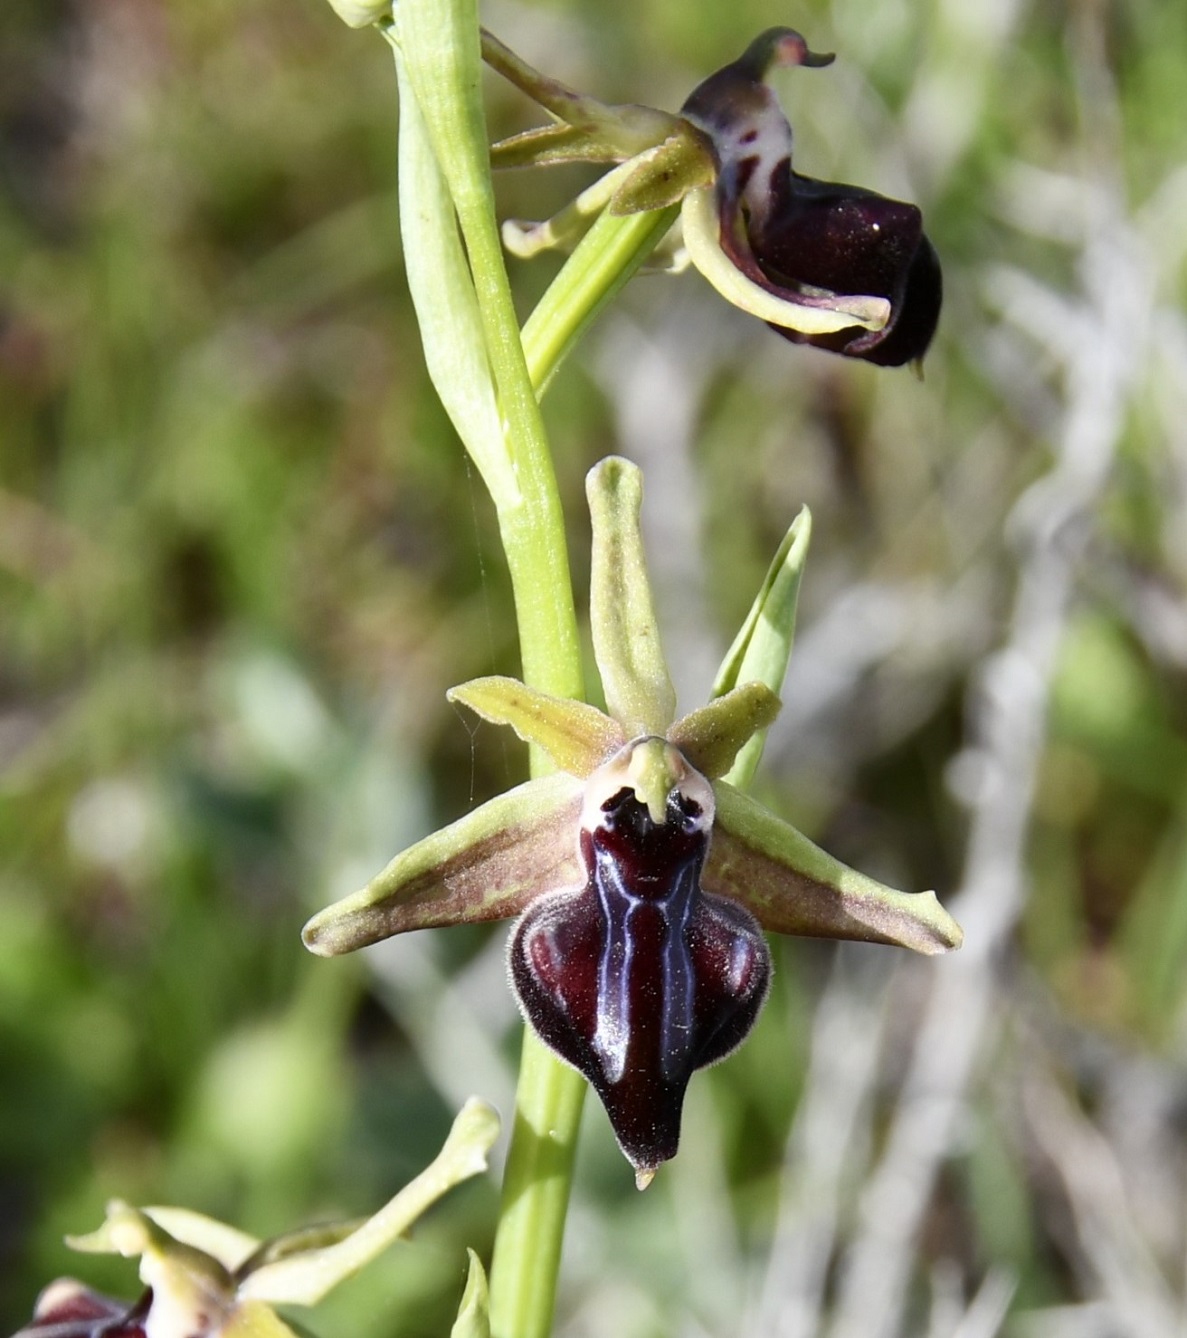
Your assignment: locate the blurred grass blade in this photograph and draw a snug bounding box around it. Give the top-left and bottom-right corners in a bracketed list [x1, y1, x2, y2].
[587, 457, 676, 736]
[713, 507, 811, 788]
[1119, 808, 1187, 1034]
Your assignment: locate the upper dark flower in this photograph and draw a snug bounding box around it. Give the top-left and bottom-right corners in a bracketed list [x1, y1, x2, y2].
[484, 24, 941, 369]
[680, 28, 941, 367]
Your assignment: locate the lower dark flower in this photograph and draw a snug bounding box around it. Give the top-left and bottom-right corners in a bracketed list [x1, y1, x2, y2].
[15, 1281, 150, 1338]
[15, 1106, 498, 1338]
[511, 742, 770, 1175]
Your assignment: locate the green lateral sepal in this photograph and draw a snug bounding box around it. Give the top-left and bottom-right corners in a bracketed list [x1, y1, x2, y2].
[707, 783, 964, 954]
[302, 775, 583, 956]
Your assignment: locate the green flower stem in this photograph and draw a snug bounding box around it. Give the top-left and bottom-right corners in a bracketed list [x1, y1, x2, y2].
[487, 213, 681, 1338]
[522, 205, 680, 393]
[390, 5, 584, 1331]
[490, 1030, 587, 1338]
[486, 186, 680, 1338]
[487, 200, 682, 1338]
[388, 6, 680, 1334]
[393, 0, 581, 710]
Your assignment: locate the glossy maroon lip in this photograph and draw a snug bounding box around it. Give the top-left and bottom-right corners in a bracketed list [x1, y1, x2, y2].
[748, 167, 942, 366]
[510, 787, 770, 1175]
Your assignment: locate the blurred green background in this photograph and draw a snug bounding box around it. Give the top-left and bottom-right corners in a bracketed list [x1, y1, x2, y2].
[4, 1, 1187, 1335]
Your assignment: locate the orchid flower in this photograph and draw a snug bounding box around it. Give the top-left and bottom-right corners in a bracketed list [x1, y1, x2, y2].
[16, 1100, 498, 1338]
[303, 460, 962, 1183]
[486, 26, 941, 369]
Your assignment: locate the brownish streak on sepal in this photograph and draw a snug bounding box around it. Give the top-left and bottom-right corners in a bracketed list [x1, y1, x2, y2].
[480, 28, 677, 158]
[479, 27, 593, 124]
[706, 783, 963, 955]
[302, 775, 584, 956]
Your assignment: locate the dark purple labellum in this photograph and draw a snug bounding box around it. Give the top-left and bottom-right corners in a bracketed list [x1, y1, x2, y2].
[510, 781, 770, 1175]
[750, 164, 942, 366]
[16, 1283, 151, 1338]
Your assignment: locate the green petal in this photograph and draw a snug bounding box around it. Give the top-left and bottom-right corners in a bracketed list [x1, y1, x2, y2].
[587, 457, 676, 736]
[667, 682, 781, 780]
[241, 1099, 499, 1306]
[448, 677, 625, 777]
[606, 131, 715, 216]
[707, 783, 963, 954]
[451, 1251, 492, 1338]
[713, 506, 811, 789]
[302, 774, 583, 956]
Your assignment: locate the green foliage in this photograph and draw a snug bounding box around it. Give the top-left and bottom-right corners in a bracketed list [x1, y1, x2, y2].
[4, 1, 1187, 1335]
